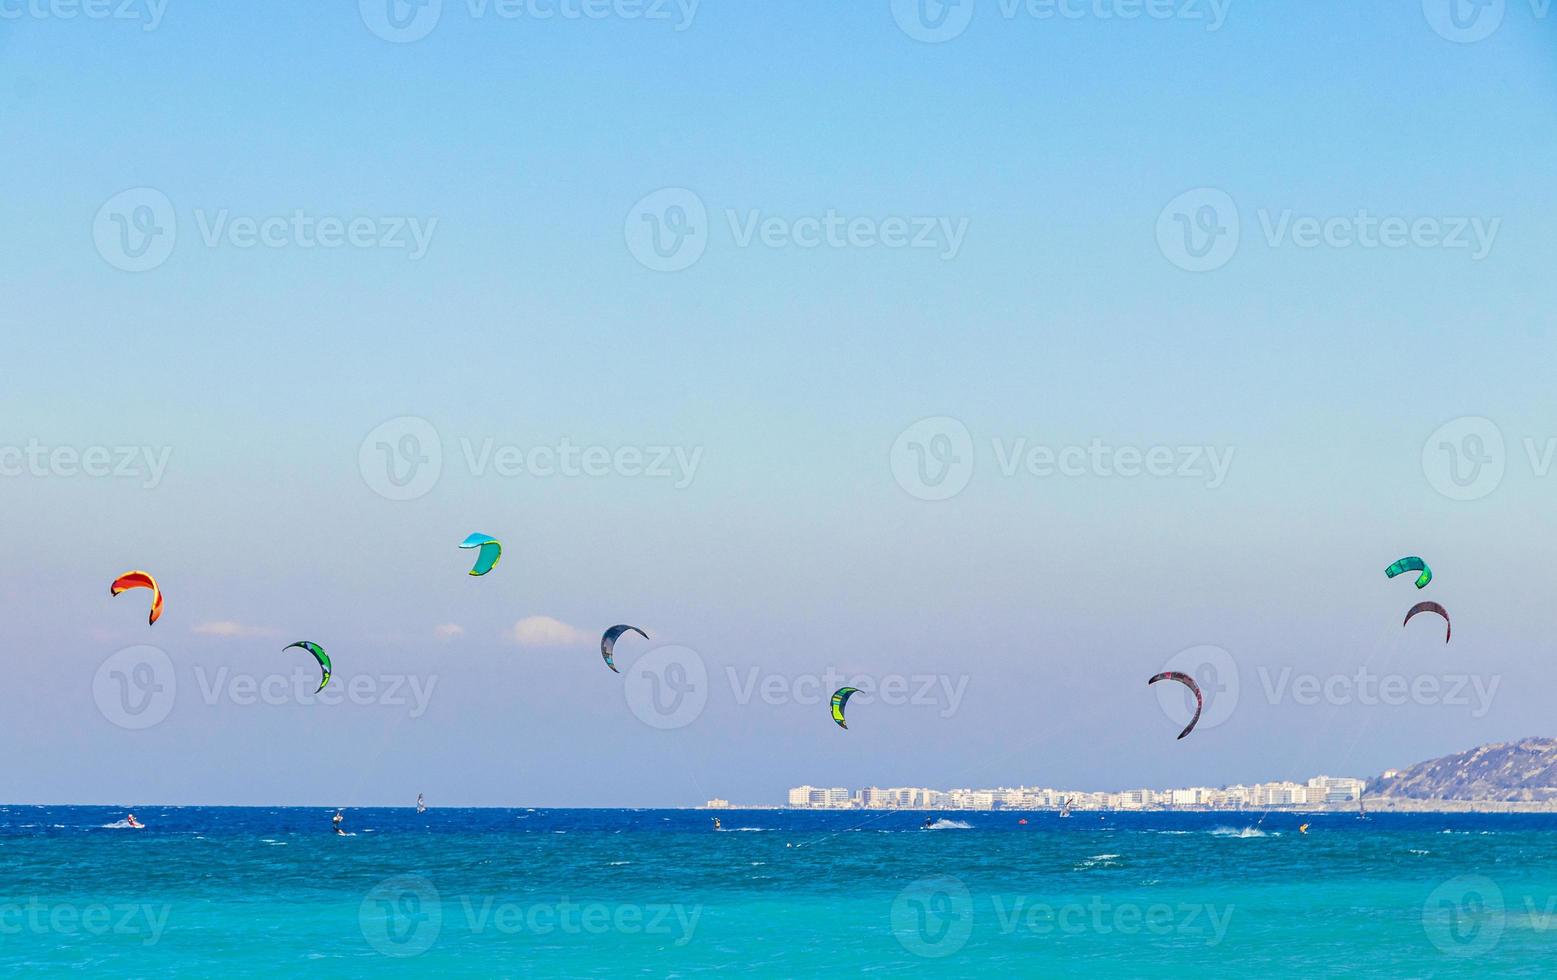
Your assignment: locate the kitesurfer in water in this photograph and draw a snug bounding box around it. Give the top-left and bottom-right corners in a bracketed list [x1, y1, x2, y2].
[922, 817, 935, 830]
[712, 817, 721, 830]
[126, 813, 143, 829]
[333, 809, 345, 836]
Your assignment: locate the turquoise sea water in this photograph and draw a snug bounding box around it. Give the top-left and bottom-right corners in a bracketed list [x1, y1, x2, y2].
[0, 806, 1550, 976]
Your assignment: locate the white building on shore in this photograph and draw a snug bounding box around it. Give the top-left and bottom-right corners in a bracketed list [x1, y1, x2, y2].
[785, 774, 1365, 810]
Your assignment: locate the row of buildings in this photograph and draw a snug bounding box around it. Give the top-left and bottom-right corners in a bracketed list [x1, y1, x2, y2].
[785, 775, 1368, 810]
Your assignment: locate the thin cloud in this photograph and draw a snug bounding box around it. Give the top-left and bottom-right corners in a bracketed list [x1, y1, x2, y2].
[434, 623, 465, 640]
[192, 620, 282, 639]
[508, 615, 591, 647]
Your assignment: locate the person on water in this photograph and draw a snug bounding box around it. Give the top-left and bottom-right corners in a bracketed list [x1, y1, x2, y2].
[333, 809, 345, 836]
[712, 817, 721, 831]
[922, 817, 935, 830]
[416, 793, 426, 814]
[126, 813, 143, 829]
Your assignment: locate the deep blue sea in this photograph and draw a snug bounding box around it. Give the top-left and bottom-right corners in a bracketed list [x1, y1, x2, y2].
[0, 806, 1551, 976]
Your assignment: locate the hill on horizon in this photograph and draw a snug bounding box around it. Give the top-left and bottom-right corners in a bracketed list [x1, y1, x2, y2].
[1371, 737, 1557, 802]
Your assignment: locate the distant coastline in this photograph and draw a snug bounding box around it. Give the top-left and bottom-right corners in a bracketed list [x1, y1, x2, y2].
[719, 737, 1557, 815]
[698, 800, 1557, 814]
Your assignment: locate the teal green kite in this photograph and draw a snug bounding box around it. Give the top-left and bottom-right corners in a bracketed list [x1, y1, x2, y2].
[285, 641, 332, 693]
[1385, 556, 1432, 589]
[830, 687, 860, 730]
[460, 533, 502, 576]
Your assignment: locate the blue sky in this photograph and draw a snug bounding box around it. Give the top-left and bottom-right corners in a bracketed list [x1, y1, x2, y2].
[0, 2, 1554, 805]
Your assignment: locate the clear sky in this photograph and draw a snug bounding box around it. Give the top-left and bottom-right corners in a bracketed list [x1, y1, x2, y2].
[1, 2, 1554, 806]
